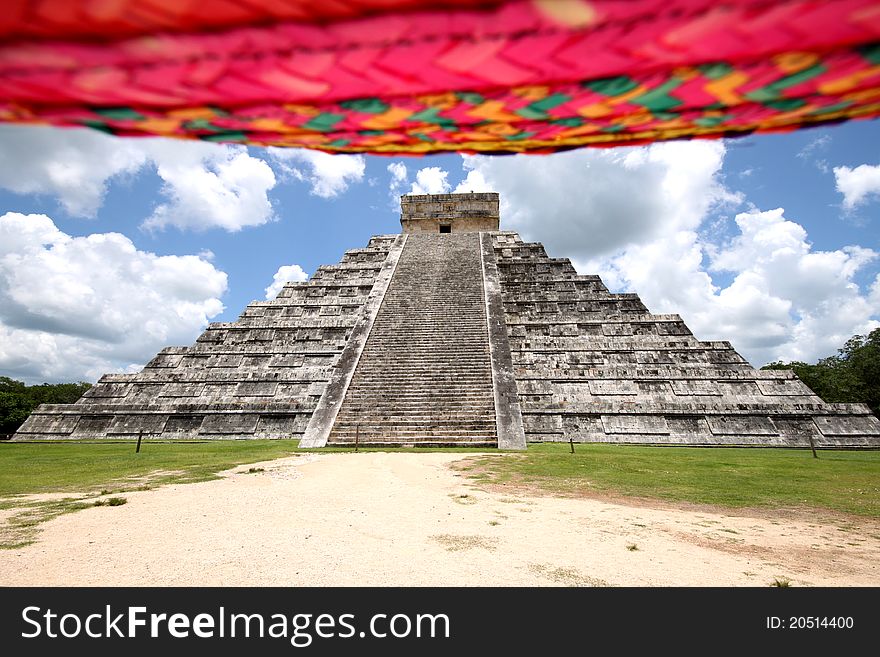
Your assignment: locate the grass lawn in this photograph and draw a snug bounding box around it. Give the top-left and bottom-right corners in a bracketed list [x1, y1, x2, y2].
[0, 440, 305, 498]
[460, 444, 880, 518]
[0, 441, 878, 546]
[0, 440, 492, 498]
[0, 440, 309, 548]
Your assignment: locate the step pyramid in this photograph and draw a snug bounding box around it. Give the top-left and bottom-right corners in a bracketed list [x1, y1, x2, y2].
[15, 193, 880, 448]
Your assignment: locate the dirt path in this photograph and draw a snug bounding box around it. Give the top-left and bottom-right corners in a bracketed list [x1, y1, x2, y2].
[1, 452, 877, 586]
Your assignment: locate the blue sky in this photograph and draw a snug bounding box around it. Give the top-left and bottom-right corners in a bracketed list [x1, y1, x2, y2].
[0, 119, 878, 383]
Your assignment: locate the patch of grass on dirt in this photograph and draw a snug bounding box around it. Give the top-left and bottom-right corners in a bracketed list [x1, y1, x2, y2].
[0, 441, 310, 548]
[459, 444, 880, 517]
[0, 498, 94, 549]
[93, 497, 127, 507]
[0, 440, 305, 497]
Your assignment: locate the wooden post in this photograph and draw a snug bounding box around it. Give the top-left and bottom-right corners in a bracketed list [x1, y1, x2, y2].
[355, 424, 359, 453]
[808, 433, 818, 459]
[135, 430, 143, 453]
[569, 437, 575, 454]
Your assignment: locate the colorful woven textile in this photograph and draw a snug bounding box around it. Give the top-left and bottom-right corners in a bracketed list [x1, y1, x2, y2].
[1, 0, 879, 154]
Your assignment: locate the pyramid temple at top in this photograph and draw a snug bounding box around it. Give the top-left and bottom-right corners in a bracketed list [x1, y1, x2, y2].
[15, 193, 880, 448]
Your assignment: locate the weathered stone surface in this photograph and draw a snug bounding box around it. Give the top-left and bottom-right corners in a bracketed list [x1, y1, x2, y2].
[401, 192, 499, 234]
[480, 232, 526, 450]
[299, 235, 406, 447]
[14, 234, 402, 441]
[325, 232, 501, 447]
[12, 194, 880, 447]
[490, 230, 880, 447]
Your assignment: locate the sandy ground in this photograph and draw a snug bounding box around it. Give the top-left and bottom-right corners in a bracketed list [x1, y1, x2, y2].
[1, 452, 878, 586]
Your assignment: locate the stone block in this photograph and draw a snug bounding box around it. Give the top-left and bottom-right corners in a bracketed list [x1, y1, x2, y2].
[707, 416, 777, 436]
[666, 415, 711, 437]
[72, 415, 113, 436]
[107, 414, 168, 434]
[146, 353, 183, 368]
[772, 417, 821, 440]
[160, 383, 204, 397]
[255, 414, 301, 438]
[814, 415, 880, 436]
[18, 413, 79, 434]
[602, 415, 669, 434]
[85, 383, 131, 398]
[199, 414, 260, 434]
[637, 381, 672, 394]
[523, 414, 563, 434]
[671, 380, 720, 396]
[210, 355, 243, 368]
[756, 379, 812, 396]
[589, 380, 638, 395]
[127, 383, 165, 402]
[717, 381, 761, 396]
[163, 415, 205, 435]
[235, 382, 278, 397]
[561, 414, 603, 438]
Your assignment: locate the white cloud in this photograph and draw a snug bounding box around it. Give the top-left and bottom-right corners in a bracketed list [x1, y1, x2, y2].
[388, 162, 407, 187]
[411, 167, 451, 195]
[265, 264, 309, 300]
[797, 134, 831, 172]
[387, 161, 409, 208]
[461, 141, 741, 258]
[452, 167, 492, 193]
[0, 212, 227, 383]
[833, 163, 880, 210]
[0, 124, 147, 217]
[387, 162, 460, 201]
[143, 141, 277, 232]
[0, 124, 278, 232]
[269, 148, 365, 198]
[431, 144, 877, 366]
[584, 207, 879, 365]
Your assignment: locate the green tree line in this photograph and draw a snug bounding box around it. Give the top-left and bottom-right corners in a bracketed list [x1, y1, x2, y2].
[0, 377, 91, 436]
[762, 328, 880, 417]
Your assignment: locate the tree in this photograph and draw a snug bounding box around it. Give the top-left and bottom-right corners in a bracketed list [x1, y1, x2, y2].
[762, 328, 880, 417]
[0, 378, 91, 436]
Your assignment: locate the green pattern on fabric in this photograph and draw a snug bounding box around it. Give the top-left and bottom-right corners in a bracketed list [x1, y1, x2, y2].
[764, 98, 807, 110]
[746, 64, 827, 102]
[808, 101, 852, 115]
[694, 115, 732, 127]
[584, 76, 639, 97]
[859, 43, 880, 65]
[303, 113, 346, 132]
[94, 107, 145, 121]
[340, 98, 389, 114]
[631, 79, 684, 111]
[182, 119, 226, 132]
[455, 91, 485, 105]
[409, 107, 456, 126]
[505, 131, 535, 140]
[200, 131, 248, 142]
[78, 120, 113, 133]
[697, 62, 735, 80]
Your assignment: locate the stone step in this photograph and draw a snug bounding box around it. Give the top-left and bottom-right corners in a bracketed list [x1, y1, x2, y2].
[328, 437, 497, 446]
[330, 232, 498, 443]
[335, 417, 494, 426]
[340, 392, 493, 399]
[331, 427, 494, 435]
[351, 376, 491, 382]
[330, 428, 496, 438]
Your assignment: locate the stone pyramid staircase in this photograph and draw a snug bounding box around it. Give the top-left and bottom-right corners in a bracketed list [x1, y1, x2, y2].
[328, 233, 497, 446]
